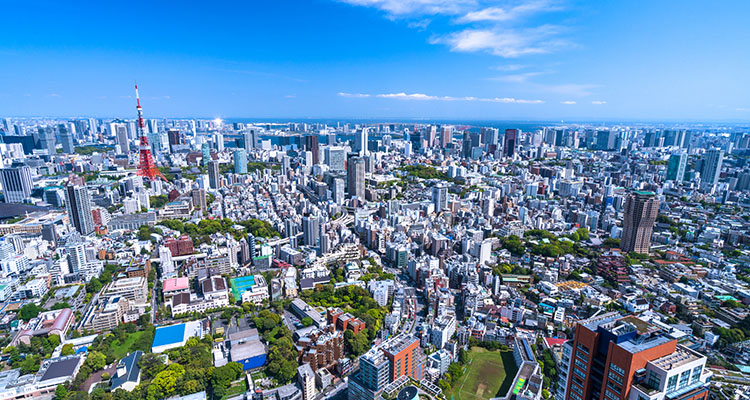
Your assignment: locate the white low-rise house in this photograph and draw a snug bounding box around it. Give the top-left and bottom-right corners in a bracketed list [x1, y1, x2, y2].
[538, 281, 559, 296]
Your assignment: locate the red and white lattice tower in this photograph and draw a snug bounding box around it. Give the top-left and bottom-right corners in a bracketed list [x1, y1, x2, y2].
[134, 82, 166, 181]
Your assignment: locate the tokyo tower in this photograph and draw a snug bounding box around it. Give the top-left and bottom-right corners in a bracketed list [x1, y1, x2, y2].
[135, 82, 166, 181]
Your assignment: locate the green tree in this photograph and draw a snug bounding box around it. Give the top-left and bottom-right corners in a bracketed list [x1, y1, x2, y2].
[85, 351, 107, 371]
[139, 353, 166, 379]
[56, 384, 68, 399]
[18, 303, 44, 321]
[301, 317, 313, 327]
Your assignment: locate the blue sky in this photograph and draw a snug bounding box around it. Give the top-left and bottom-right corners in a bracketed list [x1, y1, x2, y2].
[1, 0, 749, 121]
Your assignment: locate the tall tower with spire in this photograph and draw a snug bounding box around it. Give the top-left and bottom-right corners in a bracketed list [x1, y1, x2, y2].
[135, 82, 166, 181]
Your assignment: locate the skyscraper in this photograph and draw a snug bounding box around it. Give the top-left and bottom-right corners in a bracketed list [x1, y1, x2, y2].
[621, 191, 659, 254]
[191, 188, 207, 210]
[700, 148, 723, 192]
[234, 149, 247, 174]
[0, 165, 33, 203]
[302, 216, 320, 247]
[332, 178, 345, 205]
[666, 152, 687, 181]
[305, 135, 320, 165]
[208, 160, 221, 189]
[432, 185, 448, 212]
[439, 126, 453, 148]
[38, 127, 56, 155]
[356, 128, 369, 156]
[65, 184, 95, 235]
[347, 157, 365, 200]
[503, 129, 519, 158]
[113, 123, 129, 154]
[325, 146, 347, 172]
[595, 129, 617, 151]
[59, 124, 75, 154]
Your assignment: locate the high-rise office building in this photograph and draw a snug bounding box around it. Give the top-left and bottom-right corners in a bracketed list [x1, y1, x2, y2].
[0, 165, 33, 203]
[700, 149, 723, 192]
[621, 191, 659, 254]
[503, 129, 519, 158]
[234, 149, 247, 174]
[208, 160, 221, 190]
[332, 178, 345, 205]
[563, 313, 711, 400]
[65, 185, 95, 235]
[410, 131, 423, 153]
[356, 128, 369, 156]
[595, 129, 617, 151]
[191, 188, 207, 210]
[302, 216, 320, 247]
[439, 126, 453, 148]
[59, 124, 75, 154]
[305, 135, 320, 165]
[38, 127, 56, 155]
[325, 146, 347, 172]
[666, 152, 688, 181]
[167, 129, 182, 151]
[112, 123, 129, 154]
[347, 157, 365, 200]
[432, 185, 448, 212]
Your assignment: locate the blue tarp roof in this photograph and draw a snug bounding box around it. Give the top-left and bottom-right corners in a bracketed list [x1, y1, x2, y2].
[152, 323, 186, 347]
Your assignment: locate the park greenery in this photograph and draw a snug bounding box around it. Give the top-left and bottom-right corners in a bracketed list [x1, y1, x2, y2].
[159, 217, 280, 246]
[74, 145, 112, 155]
[302, 284, 388, 354]
[149, 195, 169, 209]
[400, 165, 458, 183]
[499, 228, 592, 258]
[252, 310, 298, 384]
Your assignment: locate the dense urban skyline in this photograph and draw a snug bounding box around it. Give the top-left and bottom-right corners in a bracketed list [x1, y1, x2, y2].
[2, 1, 750, 120]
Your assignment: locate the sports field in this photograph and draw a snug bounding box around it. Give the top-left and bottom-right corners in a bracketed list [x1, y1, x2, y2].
[447, 348, 519, 400]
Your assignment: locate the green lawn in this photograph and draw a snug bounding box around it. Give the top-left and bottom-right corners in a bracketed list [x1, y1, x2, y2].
[447, 348, 518, 400]
[110, 331, 146, 359]
[221, 379, 248, 400]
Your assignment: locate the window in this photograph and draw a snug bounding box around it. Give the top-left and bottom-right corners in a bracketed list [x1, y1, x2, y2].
[604, 389, 619, 400]
[577, 343, 590, 354]
[691, 366, 702, 383]
[647, 371, 661, 389]
[570, 393, 583, 400]
[667, 375, 678, 393]
[679, 370, 691, 389]
[571, 383, 584, 395]
[575, 359, 587, 371]
[606, 380, 622, 394]
[609, 363, 625, 376]
[577, 351, 589, 363]
[574, 367, 586, 379]
[609, 371, 624, 385]
[573, 377, 584, 387]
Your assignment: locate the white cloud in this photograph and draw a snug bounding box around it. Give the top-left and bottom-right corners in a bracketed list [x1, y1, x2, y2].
[47, 93, 61, 98]
[591, 100, 607, 105]
[337, 92, 371, 98]
[493, 64, 527, 72]
[337, 0, 473, 16]
[490, 71, 545, 83]
[560, 100, 576, 104]
[431, 25, 569, 58]
[339, 91, 543, 103]
[457, 1, 559, 23]
[285, 94, 297, 98]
